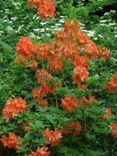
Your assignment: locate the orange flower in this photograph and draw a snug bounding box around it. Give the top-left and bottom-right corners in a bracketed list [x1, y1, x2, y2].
[106, 81, 116, 92]
[110, 123, 117, 138]
[2, 97, 26, 121]
[28, 146, 50, 156]
[81, 96, 88, 109]
[40, 84, 54, 97]
[48, 57, 63, 73]
[63, 43, 79, 62]
[36, 43, 49, 61]
[83, 40, 100, 59]
[74, 55, 88, 68]
[37, 2, 56, 19]
[38, 99, 48, 107]
[100, 48, 109, 61]
[64, 19, 80, 33]
[73, 66, 89, 83]
[66, 121, 82, 135]
[1, 132, 22, 149]
[28, 60, 38, 69]
[32, 88, 40, 99]
[106, 73, 117, 92]
[61, 96, 78, 112]
[77, 84, 87, 90]
[43, 128, 62, 145]
[54, 31, 67, 41]
[16, 37, 36, 58]
[88, 95, 98, 103]
[76, 31, 88, 45]
[112, 73, 117, 84]
[81, 95, 98, 109]
[36, 69, 52, 84]
[102, 108, 112, 118]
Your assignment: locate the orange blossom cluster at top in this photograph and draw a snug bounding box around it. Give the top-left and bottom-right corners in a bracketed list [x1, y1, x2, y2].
[27, 0, 56, 19]
[16, 19, 109, 89]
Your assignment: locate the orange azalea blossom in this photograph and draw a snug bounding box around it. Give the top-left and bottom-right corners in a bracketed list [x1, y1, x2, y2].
[73, 66, 89, 84]
[100, 47, 109, 61]
[61, 96, 78, 112]
[54, 31, 67, 42]
[1, 132, 22, 149]
[32, 88, 40, 99]
[110, 123, 117, 138]
[106, 73, 117, 92]
[28, 60, 38, 69]
[102, 108, 112, 118]
[74, 55, 88, 68]
[48, 57, 63, 73]
[62, 121, 82, 135]
[28, 146, 50, 156]
[37, 1, 56, 19]
[83, 40, 100, 59]
[32, 86, 49, 99]
[63, 43, 79, 62]
[2, 97, 26, 121]
[16, 37, 36, 58]
[32, 83, 56, 102]
[36, 69, 52, 84]
[112, 73, 117, 84]
[38, 99, 48, 107]
[77, 84, 87, 90]
[81, 95, 98, 109]
[43, 128, 62, 145]
[76, 31, 89, 45]
[36, 43, 49, 61]
[67, 121, 82, 135]
[106, 81, 116, 92]
[40, 84, 54, 95]
[64, 19, 80, 33]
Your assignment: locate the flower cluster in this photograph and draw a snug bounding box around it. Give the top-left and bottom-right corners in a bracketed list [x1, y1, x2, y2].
[28, 146, 50, 156]
[43, 128, 62, 145]
[32, 69, 61, 107]
[106, 72, 117, 92]
[61, 96, 78, 112]
[28, 60, 38, 69]
[102, 108, 112, 118]
[2, 18, 114, 156]
[81, 95, 98, 109]
[27, 0, 56, 19]
[0, 132, 22, 149]
[99, 47, 109, 61]
[110, 123, 117, 138]
[2, 97, 26, 121]
[62, 121, 82, 135]
[16, 37, 36, 58]
[16, 19, 109, 89]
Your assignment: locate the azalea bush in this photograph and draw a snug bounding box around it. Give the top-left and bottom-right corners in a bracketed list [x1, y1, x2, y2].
[0, 0, 117, 156]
